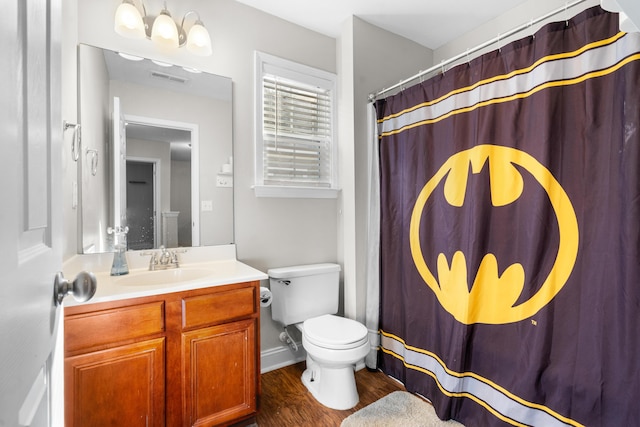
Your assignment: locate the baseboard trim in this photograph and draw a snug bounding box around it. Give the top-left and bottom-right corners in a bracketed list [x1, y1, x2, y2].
[261, 343, 306, 374]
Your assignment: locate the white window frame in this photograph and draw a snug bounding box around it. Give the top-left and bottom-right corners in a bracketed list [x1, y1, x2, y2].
[254, 51, 339, 198]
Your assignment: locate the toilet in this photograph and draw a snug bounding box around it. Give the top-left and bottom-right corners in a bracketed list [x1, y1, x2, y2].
[268, 263, 369, 410]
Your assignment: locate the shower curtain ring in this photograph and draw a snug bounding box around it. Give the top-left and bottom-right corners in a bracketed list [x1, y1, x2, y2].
[440, 60, 445, 75]
[530, 19, 535, 40]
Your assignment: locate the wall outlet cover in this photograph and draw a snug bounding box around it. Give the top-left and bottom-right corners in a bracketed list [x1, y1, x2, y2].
[216, 175, 233, 188]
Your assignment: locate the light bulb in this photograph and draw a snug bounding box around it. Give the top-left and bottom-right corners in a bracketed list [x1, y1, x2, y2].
[186, 22, 212, 56]
[151, 10, 179, 49]
[114, 2, 145, 39]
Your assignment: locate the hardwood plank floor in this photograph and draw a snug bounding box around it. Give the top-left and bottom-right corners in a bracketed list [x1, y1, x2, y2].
[256, 362, 406, 427]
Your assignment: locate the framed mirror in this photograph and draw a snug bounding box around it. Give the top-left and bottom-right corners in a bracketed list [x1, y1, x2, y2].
[78, 44, 233, 253]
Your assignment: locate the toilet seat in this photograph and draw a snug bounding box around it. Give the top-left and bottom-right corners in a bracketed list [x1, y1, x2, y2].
[303, 314, 368, 350]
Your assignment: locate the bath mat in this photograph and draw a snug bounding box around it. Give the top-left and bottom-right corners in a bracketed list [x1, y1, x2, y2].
[340, 391, 464, 427]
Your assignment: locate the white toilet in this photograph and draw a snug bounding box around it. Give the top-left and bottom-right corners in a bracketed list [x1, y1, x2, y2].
[268, 263, 369, 410]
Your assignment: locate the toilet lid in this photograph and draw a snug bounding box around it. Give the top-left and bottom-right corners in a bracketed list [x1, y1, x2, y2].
[303, 314, 368, 350]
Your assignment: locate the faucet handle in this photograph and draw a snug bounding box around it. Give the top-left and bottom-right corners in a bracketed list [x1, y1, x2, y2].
[171, 251, 180, 268]
[140, 250, 159, 270]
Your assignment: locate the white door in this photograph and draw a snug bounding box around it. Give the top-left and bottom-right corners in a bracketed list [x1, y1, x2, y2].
[0, 0, 63, 425]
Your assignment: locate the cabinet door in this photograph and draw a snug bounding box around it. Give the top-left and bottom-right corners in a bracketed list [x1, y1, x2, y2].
[182, 319, 257, 427]
[65, 338, 165, 427]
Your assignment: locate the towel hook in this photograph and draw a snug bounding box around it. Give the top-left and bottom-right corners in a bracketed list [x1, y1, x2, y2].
[63, 121, 81, 162]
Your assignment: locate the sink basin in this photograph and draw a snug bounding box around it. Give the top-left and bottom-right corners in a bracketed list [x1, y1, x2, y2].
[114, 268, 215, 286]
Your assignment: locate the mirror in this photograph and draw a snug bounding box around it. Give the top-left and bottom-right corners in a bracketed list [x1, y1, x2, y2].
[78, 44, 233, 253]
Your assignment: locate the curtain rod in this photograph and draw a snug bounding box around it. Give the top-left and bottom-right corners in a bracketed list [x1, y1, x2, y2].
[370, 0, 588, 101]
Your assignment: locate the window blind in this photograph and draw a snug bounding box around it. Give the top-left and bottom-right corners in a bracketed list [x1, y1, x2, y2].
[262, 75, 333, 187]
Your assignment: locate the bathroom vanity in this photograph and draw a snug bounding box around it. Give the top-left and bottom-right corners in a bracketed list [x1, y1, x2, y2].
[62, 247, 267, 427]
[68, 43, 254, 425]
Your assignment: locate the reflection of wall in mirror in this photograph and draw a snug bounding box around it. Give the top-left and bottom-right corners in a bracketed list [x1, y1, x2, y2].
[171, 159, 192, 247]
[79, 45, 110, 253]
[109, 80, 233, 247]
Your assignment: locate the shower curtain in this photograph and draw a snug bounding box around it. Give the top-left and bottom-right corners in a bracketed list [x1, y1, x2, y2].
[374, 6, 640, 427]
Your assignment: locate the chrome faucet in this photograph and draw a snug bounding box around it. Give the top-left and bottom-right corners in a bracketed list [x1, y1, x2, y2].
[159, 246, 172, 265]
[141, 246, 182, 271]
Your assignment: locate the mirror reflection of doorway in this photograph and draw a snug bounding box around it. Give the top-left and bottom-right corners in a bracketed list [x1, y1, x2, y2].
[126, 160, 155, 250]
[124, 118, 198, 248]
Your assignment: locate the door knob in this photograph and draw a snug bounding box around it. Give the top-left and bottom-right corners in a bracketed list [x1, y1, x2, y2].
[54, 271, 97, 305]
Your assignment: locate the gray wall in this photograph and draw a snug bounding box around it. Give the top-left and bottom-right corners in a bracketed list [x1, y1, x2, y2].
[63, 0, 340, 358]
[77, 44, 110, 252]
[109, 79, 233, 247]
[434, 0, 600, 65]
[61, 0, 601, 365]
[350, 18, 434, 322]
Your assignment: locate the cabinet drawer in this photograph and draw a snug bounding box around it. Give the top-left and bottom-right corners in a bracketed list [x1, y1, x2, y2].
[182, 285, 256, 330]
[65, 301, 165, 353]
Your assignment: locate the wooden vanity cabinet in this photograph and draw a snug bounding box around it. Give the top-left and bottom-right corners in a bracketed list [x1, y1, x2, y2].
[64, 281, 260, 427]
[64, 337, 166, 427]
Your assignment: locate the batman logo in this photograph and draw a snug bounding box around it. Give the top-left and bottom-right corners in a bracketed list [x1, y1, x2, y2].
[410, 144, 579, 325]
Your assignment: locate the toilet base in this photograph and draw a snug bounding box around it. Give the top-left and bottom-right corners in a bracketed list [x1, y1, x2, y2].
[301, 359, 359, 410]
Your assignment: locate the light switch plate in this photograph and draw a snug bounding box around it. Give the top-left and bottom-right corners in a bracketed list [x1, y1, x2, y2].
[201, 200, 213, 211]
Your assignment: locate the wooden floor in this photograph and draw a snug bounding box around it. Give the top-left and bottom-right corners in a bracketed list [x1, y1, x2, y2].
[256, 362, 406, 427]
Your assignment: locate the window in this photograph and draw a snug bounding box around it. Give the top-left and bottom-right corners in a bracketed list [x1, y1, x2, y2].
[254, 51, 339, 198]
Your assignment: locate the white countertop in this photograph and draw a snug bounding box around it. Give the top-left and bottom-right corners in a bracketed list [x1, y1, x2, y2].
[63, 245, 268, 306]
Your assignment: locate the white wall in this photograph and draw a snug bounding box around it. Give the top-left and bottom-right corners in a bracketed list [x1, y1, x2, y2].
[171, 159, 192, 246]
[78, 45, 110, 252]
[61, 0, 605, 370]
[434, 0, 600, 65]
[61, 0, 79, 259]
[341, 17, 434, 321]
[64, 0, 339, 361]
[108, 79, 233, 247]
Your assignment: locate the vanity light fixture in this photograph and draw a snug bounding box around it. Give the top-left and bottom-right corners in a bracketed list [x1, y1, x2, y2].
[114, 0, 213, 56]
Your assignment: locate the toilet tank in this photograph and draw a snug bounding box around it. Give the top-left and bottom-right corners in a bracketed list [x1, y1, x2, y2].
[268, 263, 341, 326]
